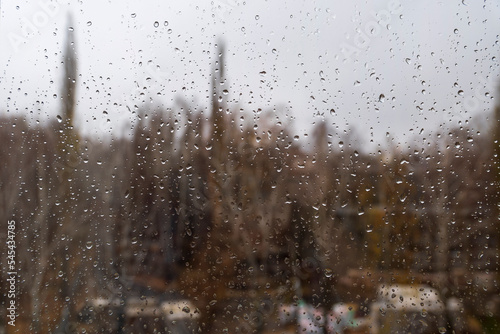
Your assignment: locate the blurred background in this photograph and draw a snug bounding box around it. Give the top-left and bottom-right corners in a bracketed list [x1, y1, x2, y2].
[0, 0, 499, 333]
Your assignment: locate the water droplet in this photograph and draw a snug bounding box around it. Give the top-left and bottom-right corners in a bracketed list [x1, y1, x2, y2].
[378, 94, 385, 103]
[86, 241, 93, 250]
[154, 21, 159, 28]
[458, 90, 464, 96]
[330, 108, 336, 115]
[255, 15, 260, 20]
[454, 28, 459, 34]
[324, 268, 333, 278]
[87, 21, 92, 26]
[56, 115, 62, 123]
[131, 13, 136, 18]
[182, 306, 191, 313]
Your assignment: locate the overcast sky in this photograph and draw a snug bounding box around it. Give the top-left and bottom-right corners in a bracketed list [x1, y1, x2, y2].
[1, 0, 499, 150]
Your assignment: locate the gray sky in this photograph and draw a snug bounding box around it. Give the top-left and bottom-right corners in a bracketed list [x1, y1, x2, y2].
[1, 0, 499, 150]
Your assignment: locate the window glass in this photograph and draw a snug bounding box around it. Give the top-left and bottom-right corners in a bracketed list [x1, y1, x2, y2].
[0, 1, 499, 333]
